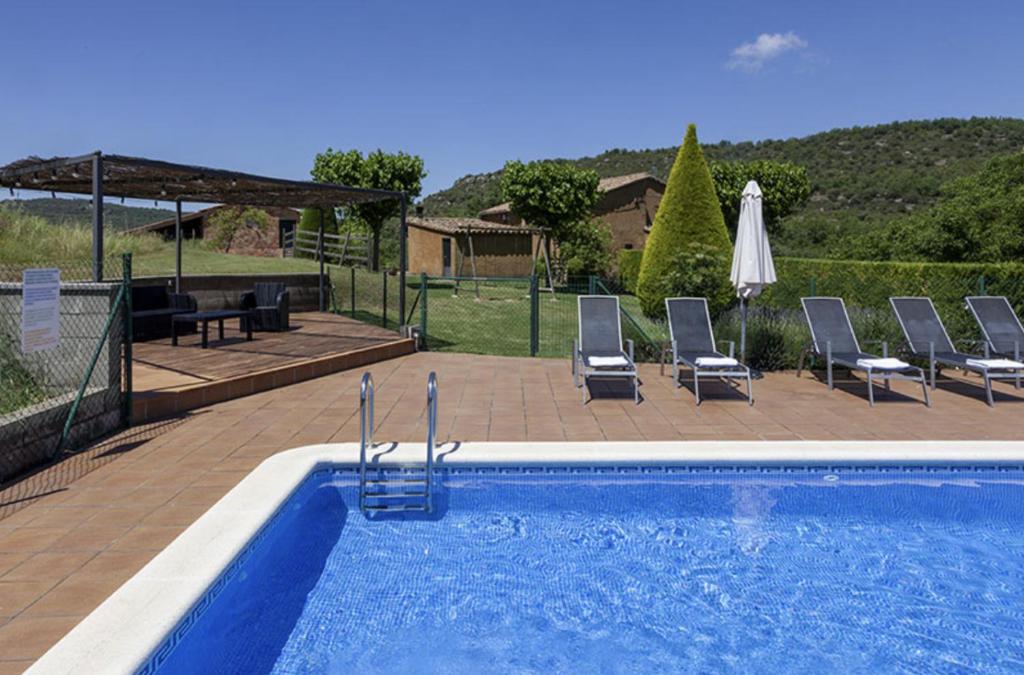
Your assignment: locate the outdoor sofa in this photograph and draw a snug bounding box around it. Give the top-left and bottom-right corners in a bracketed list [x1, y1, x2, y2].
[890, 296, 1023, 406]
[665, 297, 753, 405]
[131, 285, 197, 341]
[573, 295, 639, 404]
[798, 296, 930, 407]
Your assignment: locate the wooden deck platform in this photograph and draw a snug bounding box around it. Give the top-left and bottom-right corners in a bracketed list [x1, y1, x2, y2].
[131, 312, 414, 421]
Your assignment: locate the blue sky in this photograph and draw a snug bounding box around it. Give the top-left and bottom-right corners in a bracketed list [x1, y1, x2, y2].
[2, 0, 1023, 200]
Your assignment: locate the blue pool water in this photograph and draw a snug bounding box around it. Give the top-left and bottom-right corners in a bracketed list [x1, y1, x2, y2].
[154, 467, 1024, 673]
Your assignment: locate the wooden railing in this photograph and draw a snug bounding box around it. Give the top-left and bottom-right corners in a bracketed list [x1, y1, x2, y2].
[283, 229, 370, 267]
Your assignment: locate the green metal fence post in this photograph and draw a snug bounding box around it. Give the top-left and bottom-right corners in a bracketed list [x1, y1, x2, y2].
[420, 273, 428, 350]
[810, 275, 817, 296]
[54, 282, 127, 460]
[122, 253, 133, 427]
[588, 275, 596, 295]
[382, 271, 388, 328]
[350, 266, 357, 318]
[529, 275, 539, 356]
[978, 274, 987, 295]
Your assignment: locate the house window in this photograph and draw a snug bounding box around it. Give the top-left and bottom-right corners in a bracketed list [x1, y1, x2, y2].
[624, 243, 634, 250]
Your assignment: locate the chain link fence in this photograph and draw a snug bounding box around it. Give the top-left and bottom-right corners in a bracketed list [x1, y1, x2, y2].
[0, 255, 131, 483]
[327, 263, 1024, 373]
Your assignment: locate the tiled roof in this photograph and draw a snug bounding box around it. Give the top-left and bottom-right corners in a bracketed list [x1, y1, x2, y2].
[478, 172, 663, 216]
[407, 217, 537, 235]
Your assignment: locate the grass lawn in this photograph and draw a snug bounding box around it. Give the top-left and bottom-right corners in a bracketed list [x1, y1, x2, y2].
[0, 210, 666, 361]
[131, 244, 324, 277]
[330, 270, 668, 360]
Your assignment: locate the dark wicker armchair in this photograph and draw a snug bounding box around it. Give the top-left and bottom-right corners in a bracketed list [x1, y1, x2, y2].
[241, 282, 290, 332]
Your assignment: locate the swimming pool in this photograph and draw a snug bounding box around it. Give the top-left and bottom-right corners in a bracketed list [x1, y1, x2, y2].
[29, 442, 1024, 674]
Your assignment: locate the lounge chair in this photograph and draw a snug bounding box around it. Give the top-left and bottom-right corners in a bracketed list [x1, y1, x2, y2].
[965, 296, 1024, 363]
[891, 296, 1023, 406]
[241, 282, 290, 332]
[572, 295, 639, 404]
[966, 295, 1024, 393]
[798, 297, 930, 407]
[665, 297, 753, 405]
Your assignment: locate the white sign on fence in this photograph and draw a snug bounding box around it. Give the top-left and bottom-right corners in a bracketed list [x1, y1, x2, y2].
[21, 268, 61, 354]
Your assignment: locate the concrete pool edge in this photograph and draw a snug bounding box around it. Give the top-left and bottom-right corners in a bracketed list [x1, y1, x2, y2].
[28, 440, 1024, 674]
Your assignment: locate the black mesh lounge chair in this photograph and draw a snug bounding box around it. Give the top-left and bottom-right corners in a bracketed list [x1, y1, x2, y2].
[241, 282, 290, 332]
[966, 296, 1024, 393]
[966, 296, 1024, 362]
[798, 297, 930, 407]
[890, 296, 1022, 406]
[665, 297, 753, 405]
[572, 295, 639, 404]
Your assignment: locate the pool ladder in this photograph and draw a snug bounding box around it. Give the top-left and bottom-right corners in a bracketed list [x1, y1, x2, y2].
[358, 371, 437, 514]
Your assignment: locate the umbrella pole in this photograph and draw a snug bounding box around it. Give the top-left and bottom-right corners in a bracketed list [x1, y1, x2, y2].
[739, 297, 747, 362]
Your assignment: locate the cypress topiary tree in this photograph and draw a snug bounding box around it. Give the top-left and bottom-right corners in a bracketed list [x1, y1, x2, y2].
[637, 123, 732, 317]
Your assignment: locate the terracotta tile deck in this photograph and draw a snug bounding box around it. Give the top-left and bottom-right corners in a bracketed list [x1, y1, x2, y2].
[3, 351, 1024, 667]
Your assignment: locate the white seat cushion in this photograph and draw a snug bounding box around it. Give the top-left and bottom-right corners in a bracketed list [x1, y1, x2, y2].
[695, 356, 739, 368]
[856, 357, 910, 370]
[966, 358, 1024, 370]
[587, 355, 629, 367]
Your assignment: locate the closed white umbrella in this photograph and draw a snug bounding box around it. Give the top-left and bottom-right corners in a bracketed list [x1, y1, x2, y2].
[730, 180, 776, 361]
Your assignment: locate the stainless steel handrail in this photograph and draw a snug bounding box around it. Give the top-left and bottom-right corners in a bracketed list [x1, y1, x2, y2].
[358, 372, 374, 512]
[425, 371, 438, 512]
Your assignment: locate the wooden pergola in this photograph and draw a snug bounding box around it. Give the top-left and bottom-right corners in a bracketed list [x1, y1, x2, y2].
[0, 151, 410, 316]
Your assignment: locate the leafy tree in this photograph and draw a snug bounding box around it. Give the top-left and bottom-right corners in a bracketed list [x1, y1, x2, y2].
[206, 207, 270, 253]
[710, 160, 810, 235]
[848, 151, 1024, 263]
[559, 220, 613, 276]
[500, 160, 601, 240]
[311, 149, 426, 270]
[637, 124, 731, 317]
[297, 207, 338, 237]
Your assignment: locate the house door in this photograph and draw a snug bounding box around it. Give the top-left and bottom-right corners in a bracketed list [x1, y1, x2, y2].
[279, 220, 296, 248]
[442, 237, 452, 276]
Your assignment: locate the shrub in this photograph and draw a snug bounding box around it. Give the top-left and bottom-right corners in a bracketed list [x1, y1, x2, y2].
[713, 307, 809, 371]
[637, 124, 731, 317]
[559, 220, 613, 277]
[644, 242, 735, 321]
[617, 249, 643, 293]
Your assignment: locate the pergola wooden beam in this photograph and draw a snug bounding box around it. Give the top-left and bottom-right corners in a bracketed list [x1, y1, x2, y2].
[0, 151, 410, 319]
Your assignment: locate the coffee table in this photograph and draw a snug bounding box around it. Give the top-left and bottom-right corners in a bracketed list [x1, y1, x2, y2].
[171, 310, 253, 349]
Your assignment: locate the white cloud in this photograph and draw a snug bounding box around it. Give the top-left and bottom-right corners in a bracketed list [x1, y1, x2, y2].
[727, 32, 808, 72]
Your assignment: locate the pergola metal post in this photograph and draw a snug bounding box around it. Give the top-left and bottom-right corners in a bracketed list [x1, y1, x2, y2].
[318, 208, 326, 312]
[174, 200, 183, 293]
[398, 193, 407, 329]
[91, 153, 103, 281]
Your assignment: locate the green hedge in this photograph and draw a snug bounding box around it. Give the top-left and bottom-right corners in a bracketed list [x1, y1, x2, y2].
[617, 253, 1024, 367]
[617, 249, 643, 293]
[763, 257, 1024, 347]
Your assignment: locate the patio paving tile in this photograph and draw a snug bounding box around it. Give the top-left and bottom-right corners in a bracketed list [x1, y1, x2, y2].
[2, 351, 1024, 665]
[0, 615, 83, 662]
